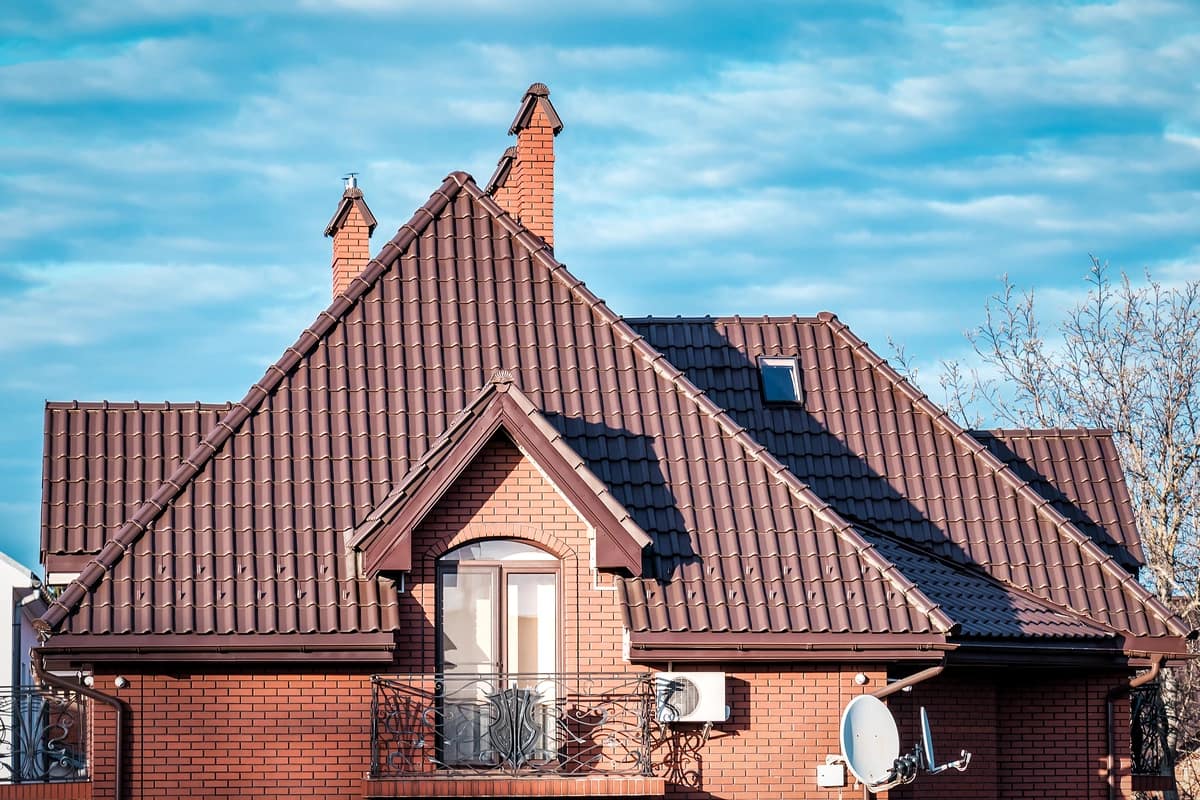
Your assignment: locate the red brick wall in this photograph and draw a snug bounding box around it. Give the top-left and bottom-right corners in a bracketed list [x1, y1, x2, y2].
[37, 436, 1139, 799]
[889, 670, 1133, 800]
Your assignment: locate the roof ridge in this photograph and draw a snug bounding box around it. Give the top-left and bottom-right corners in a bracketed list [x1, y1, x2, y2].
[44, 400, 235, 412]
[818, 312, 1190, 639]
[36, 173, 474, 636]
[624, 315, 824, 324]
[462, 182, 958, 636]
[972, 427, 1116, 439]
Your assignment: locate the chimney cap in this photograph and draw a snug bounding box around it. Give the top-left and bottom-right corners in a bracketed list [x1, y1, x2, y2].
[484, 146, 518, 195]
[325, 175, 377, 237]
[509, 81, 563, 136]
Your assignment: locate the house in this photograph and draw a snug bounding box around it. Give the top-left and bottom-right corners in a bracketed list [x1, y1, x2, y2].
[10, 83, 1193, 800]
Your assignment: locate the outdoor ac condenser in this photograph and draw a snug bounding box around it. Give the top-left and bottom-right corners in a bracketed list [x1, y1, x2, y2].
[655, 671, 729, 723]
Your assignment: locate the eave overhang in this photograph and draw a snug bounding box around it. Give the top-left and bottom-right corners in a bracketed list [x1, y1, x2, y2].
[36, 632, 398, 667]
[350, 375, 651, 577]
[627, 631, 953, 663]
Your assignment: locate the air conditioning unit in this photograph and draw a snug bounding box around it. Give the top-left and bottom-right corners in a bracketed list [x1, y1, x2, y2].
[655, 671, 728, 723]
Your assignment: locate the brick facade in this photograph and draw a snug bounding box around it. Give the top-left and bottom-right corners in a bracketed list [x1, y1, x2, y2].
[890, 671, 1133, 800]
[7, 435, 1139, 799]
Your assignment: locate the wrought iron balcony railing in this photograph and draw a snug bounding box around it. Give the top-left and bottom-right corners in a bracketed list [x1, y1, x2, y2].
[1130, 683, 1174, 777]
[371, 672, 654, 778]
[0, 685, 88, 784]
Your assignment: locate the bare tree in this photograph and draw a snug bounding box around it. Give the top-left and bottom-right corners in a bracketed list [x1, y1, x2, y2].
[927, 257, 1200, 788]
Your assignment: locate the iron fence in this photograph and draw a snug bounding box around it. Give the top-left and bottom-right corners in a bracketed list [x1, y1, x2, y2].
[0, 685, 87, 783]
[371, 672, 654, 777]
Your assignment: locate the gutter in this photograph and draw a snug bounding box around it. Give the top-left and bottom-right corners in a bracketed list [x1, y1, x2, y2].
[32, 648, 125, 800]
[1106, 657, 1163, 800]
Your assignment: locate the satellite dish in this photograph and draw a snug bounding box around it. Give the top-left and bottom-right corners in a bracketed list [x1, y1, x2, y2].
[840, 695, 900, 786]
[838, 696, 971, 793]
[920, 706, 936, 770]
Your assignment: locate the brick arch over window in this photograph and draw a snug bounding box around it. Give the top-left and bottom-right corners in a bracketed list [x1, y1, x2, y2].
[423, 523, 579, 565]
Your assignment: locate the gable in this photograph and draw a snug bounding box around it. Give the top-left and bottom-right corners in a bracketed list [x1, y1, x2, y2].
[350, 377, 650, 575]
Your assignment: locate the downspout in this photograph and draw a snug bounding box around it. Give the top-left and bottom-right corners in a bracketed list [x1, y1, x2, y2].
[872, 664, 945, 699]
[1106, 657, 1163, 800]
[32, 648, 125, 800]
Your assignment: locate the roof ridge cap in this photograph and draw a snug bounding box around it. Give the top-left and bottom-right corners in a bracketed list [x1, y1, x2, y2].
[37, 173, 474, 636]
[973, 427, 1115, 438]
[819, 313, 1190, 638]
[458, 182, 955, 635]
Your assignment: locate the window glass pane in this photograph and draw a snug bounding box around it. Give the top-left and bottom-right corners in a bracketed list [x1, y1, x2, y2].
[760, 359, 800, 402]
[441, 540, 556, 562]
[506, 573, 556, 677]
[440, 567, 496, 672]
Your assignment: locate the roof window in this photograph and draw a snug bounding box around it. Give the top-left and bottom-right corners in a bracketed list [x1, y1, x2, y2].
[759, 357, 802, 403]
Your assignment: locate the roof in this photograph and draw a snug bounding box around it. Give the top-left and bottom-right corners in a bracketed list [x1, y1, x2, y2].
[43, 402, 233, 561]
[37, 174, 955, 645]
[970, 428, 1143, 571]
[36, 175, 1191, 660]
[626, 316, 1186, 642]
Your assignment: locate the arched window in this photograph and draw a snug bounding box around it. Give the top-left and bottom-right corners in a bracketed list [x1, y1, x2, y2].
[437, 539, 558, 678]
[437, 540, 560, 766]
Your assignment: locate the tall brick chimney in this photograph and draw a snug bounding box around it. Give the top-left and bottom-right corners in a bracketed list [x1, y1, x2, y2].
[324, 174, 378, 297]
[487, 83, 563, 247]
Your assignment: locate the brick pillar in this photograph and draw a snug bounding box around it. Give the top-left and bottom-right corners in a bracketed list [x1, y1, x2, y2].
[324, 177, 377, 298]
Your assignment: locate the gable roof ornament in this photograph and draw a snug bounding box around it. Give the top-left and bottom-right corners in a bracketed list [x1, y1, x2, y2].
[348, 377, 652, 576]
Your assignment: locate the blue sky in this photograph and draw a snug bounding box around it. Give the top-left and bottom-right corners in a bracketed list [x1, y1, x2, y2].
[1, 1, 1198, 567]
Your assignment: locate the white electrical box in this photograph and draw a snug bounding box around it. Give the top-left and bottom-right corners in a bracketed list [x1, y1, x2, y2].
[817, 762, 847, 788]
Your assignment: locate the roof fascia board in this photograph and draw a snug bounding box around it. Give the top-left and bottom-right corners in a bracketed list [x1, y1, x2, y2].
[37, 632, 397, 663]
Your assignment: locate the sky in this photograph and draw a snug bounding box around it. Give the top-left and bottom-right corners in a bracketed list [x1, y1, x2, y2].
[1, 0, 1198, 567]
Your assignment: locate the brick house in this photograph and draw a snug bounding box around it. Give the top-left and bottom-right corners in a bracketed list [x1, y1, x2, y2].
[13, 84, 1193, 800]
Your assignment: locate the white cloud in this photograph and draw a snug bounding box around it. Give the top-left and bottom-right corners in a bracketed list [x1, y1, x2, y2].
[0, 262, 293, 352]
[0, 37, 217, 102]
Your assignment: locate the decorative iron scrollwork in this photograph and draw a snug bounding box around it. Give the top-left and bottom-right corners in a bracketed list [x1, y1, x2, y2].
[371, 672, 655, 777]
[0, 686, 88, 783]
[1130, 683, 1174, 777]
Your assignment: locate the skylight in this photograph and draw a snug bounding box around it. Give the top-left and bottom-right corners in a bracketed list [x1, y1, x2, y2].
[759, 357, 801, 403]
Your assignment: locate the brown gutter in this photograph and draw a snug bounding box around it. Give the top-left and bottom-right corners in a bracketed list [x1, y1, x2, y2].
[872, 664, 945, 699]
[1106, 657, 1163, 800]
[33, 647, 125, 800]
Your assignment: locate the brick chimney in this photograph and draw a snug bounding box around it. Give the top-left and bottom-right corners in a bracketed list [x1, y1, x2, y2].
[487, 83, 563, 247]
[324, 174, 378, 297]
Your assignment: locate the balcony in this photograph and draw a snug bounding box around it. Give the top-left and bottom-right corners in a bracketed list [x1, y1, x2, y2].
[0, 685, 87, 786]
[367, 672, 671, 796]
